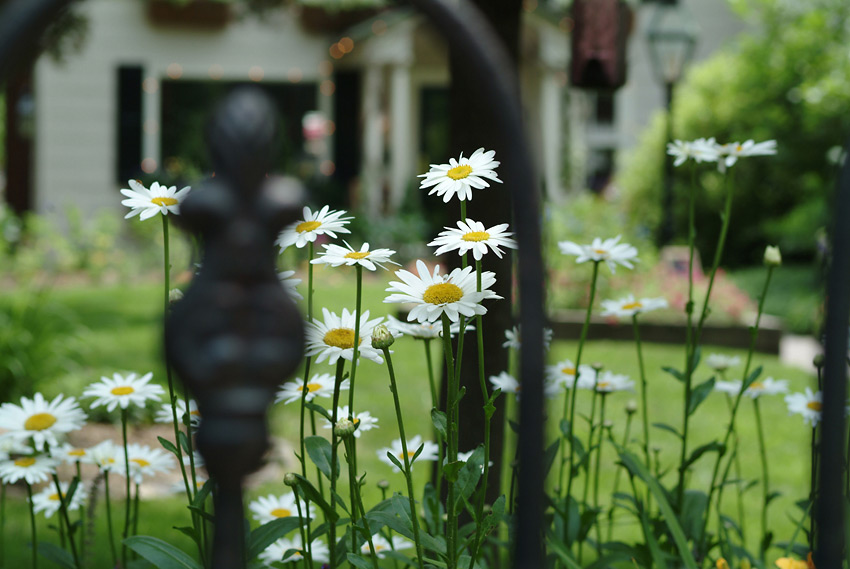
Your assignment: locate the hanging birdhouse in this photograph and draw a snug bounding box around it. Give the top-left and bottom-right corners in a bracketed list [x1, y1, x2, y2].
[569, 0, 633, 90]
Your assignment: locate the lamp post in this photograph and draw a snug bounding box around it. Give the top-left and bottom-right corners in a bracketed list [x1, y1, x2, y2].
[646, 0, 697, 248]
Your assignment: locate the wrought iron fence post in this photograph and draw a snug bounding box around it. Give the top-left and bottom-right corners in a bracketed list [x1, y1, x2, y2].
[164, 88, 305, 568]
[815, 139, 850, 568]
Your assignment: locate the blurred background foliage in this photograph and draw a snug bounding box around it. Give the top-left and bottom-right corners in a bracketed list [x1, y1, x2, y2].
[618, 0, 850, 267]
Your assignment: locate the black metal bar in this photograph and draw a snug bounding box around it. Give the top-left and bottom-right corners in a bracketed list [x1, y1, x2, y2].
[0, 0, 74, 83]
[405, 1, 545, 566]
[815, 139, 850, 568]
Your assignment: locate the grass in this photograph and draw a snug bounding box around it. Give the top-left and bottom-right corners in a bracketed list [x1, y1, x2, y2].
[728, 263, 825, 335]
[0, 265, 818, 566]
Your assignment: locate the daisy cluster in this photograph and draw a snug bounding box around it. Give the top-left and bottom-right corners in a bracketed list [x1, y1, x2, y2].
[667, 137, 777, 171]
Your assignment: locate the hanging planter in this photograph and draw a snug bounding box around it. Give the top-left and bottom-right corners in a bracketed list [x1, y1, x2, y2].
[147, 0, 232, 29]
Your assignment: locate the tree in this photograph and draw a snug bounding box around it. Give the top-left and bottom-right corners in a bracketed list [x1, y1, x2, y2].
[618, 0, 850, 265]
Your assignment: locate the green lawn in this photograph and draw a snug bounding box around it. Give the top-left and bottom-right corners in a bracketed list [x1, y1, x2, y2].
[0, 267, 818, 566]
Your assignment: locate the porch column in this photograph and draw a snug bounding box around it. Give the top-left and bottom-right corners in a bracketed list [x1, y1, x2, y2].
[539, 69, 565, 203]
[142, 72, 161, 173]
[361, 64, 385, 218]
[388, 63, 413, 213]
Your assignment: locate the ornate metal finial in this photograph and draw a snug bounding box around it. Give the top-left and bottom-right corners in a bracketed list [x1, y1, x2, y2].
[165, 87, 304, 569]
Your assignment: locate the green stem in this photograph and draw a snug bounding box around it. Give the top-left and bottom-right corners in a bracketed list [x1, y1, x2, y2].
[329, 359, 346, 569]
[383, 346, 426, 569]
[104, 473, 118, 567]
[49, 471, 80, 568]
[293, 487, 313, 569]
[424, 340, 438, 411]
[347, 264, 364, 555]
[632, 315, 650, 469]
[578, 381, 600, 562]
[607, 410, 634, 542]
[343, 436, 380, 569]
[441, 315, 458, 569]
[1, 482, 5, 568]
[75, 461, 84, 562]
[753, 398, 770, 562]
[133, 482, 141, 540]
[26, 482, 37, 569]
[593, 394, 608, 556]
[121, 409, 131, 569]
[562, 260, 600, 547]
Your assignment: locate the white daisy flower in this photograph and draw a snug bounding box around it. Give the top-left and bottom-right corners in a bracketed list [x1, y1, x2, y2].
[88, 440, 121, 473]
[667, 137, 721, 166]
[557, 235, 638, 273]
[377, 435, 439, 472]
[32, 481, 86, 518]
[456, 449, 495, 472]
[321, 406, 378, 438]
[428, 218, 517, 261]
[311, 241, 397, 272]
[83, 372, 165, 413]
[0, 393, 87, 452]
[705, 354, 741, 373]
[546, 359, 597, 390]
[744, 377, 789, 399]
[0, 454, 58, 485]
[54, 442, 91, 465]
[182, 451, 205, 469]
[275, 374, 346, 405]
[119, 443, 174, 484]
[276, 205, 353, 251]
[489, 372, 520, 395]
[718, 139, 777, 169]
[385, 315, 470, 340]
[305, 308, 385, 365]
[785, 388, 822, 427]
[714, 380, 742, 397]
[170, 476, 207, 495]
[594, 371, 634, 393]
[120, 180, 191, 220]
[502, 325, 554, 351]
[361, 534, 413, 558]
[384, 260, 501, 324]
[277, 271, 303, 302]
[154, 399, 201, 428]
[260, 536, 329, 565]
[600, 295, 668, 319]
[418, 148, 501, 203]
[249, 492, 312, 525]
[0, 437, 30, 460]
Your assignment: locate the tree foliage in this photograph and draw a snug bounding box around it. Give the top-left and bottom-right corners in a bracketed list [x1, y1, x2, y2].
[619, 0, 850, 265]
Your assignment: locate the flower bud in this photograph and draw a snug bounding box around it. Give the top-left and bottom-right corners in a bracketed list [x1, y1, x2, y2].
[625, 400, 638, 415]
[764, 245, 782, 266]
[169, 289, 184, 303]
[591, 362, 604, 372]
[740, 559, 752, 569]
[334, 418, 356, 438]
[283, 472, 298, 487]
[716, 558, 730, 569]
[371, 324, 395, 349]
[377, 479, 390, 490]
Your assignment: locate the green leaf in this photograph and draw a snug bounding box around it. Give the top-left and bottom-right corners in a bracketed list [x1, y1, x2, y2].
[616, 448, 698, 569]
[386, 451, 405, 473]
[545, 529, 583, 569]
[292, 474, 339, 523]
[172, 526, 200, 548]
[305, 402, 332, 421]
[305, 436, 337, 481]
[543, 439, 560, 478]
[124, 536, 202, 569]
[37, 542, 76, 569]
[177, 431, 191, 454]
[246, 517, 303, 560]
[157, 436, 179, 456]
[653, 422, 683, 440]
[742, 365, 763, 391]
[191, 479, 214, 508]
[431, 409, 448, 438]
[687, 378, 716, 416]
[454, 447, 484, 508]
[638, 502, 668, 569]
[662, 366, 684, 382]
[443, 460, 463, 483]
[346, 553, 374, 569]
[683, 441, 725, 470]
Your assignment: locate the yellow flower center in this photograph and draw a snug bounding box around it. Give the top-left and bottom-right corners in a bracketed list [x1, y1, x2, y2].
[447, 164, 472, 180]
[296, 220, 321, 233]
[622, 302, 642, 310]
[151, 197, 178, 207]
[68, 449, 86, 457]
[461, 231, 490, 242]
[49, 493, 61, 501]
[344, 251, 370, 259]
[131, 458, 151, 468]
[593, 249, 608, 255]
[190, 410, 201, 416]
[24, 413, 57, 431]
[749, 382, 764, 390]
[597, 382, 610, 390]
[271, 508, 291, 518]
[807, 401, 822, 411]
[111, 386, 135, 396]
[323, 328, 361, 349]
[14, 457, 36, 467]
[398, 451, 417, 459]
[561, 367, 576, 375]
[303, 383, 323, 393]
[423, 283, 463, 305]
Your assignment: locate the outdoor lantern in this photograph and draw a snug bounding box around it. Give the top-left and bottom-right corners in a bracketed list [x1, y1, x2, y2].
[645, 0, 697, 86]
[570, 0, 633, 90]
